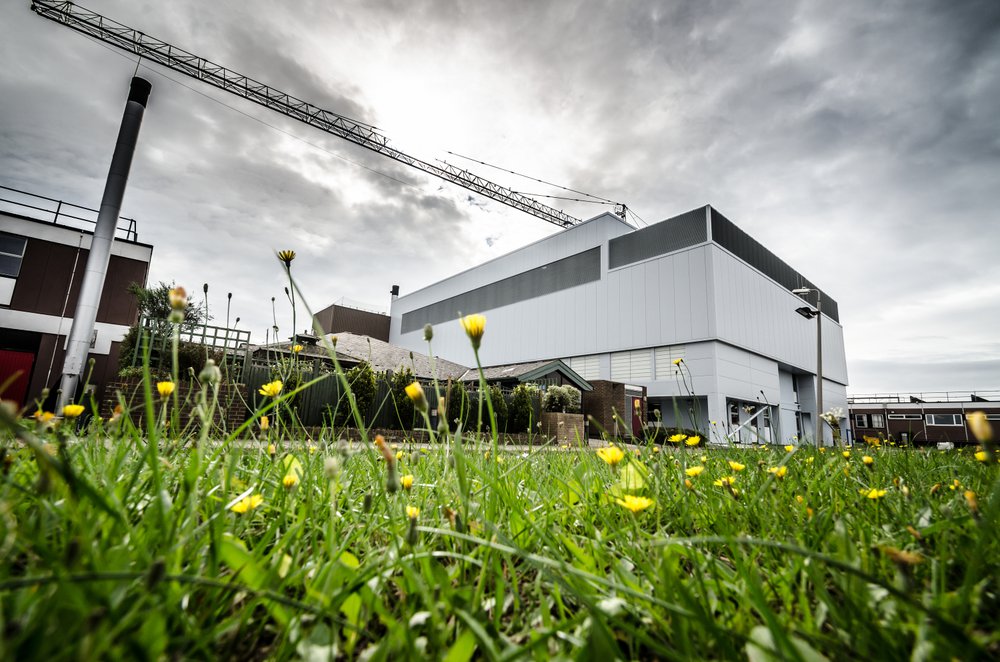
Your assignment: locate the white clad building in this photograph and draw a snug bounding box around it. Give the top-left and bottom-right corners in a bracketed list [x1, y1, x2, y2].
[388, 206, 848, 445]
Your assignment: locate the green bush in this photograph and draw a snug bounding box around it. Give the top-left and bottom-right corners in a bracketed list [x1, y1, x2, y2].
[509, 383, 539, 432]
[488, 384, 508, 433]
[329, 361, 377, 428]
[542, 385, 581, 413]
[386, 368, 417, 430]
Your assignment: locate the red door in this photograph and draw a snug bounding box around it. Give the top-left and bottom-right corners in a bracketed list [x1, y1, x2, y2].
[631, 397, 643, 437]
[0, 349, 35, 408]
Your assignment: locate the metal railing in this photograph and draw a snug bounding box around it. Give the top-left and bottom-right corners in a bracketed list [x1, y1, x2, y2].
[0, 184, 139, 242]
[848, 390, 1000, 404]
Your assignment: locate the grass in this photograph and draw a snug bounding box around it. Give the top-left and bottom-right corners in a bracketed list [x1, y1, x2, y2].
[1, 276, 997, 659]
[2, 393, 998, 659]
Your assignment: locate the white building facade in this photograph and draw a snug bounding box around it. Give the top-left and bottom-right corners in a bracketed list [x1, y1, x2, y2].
[389, 206, 848, 445]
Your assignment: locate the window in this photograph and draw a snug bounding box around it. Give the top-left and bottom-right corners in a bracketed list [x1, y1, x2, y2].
[926, 414, 962, 426]
[854, 414, 869, 428]
[0, 233, 27, 278]
[870, 413, 885, 428]
[887, 413, 922, 420]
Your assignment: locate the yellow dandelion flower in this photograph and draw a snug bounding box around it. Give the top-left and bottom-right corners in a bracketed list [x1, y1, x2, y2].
[804, 456, 815, 463]
[860, 488, 887, 500]
[685, 435, 701, 446]
[156, 381, 175, 398]
[459, 313, 486, 350]
[727, 461, 746, 472]
[974, 450, 989, 462]
[596, 446, 625, 466]
[282, 474, 299, 489]
[615, 495, 655, 513]
[714, 476, 736, 487]
[819, 447, 827, 453]
[795, 495, 805, 503]
[964, 490, 978, 513]
[668, 433, 687, 443]
[966, 411, 993, 443]
[277, 250, 296, 267]
[684, 478, 694, 490]
[267, 443, 276, 457]
[784, 444, 795, 452]
[401, 474, 414, 490]
[260, 415, 270, 431]
[842, 451, 851, 459]
[767, 466, 788, 478]
[406, 505, 420, 519]
[652, 446, 660, 453]
[308, 444, 317, 454]
[291, 344, 304, 353]
[231, 494, 264, 514]
[258, 380, 283, 398]
[404, 381, 428, 413]
[62, 404, 85, 419]
[685, 465, 705, 477]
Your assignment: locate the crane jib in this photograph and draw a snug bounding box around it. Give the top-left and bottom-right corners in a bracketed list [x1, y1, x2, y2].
[30, 0, 583, 229]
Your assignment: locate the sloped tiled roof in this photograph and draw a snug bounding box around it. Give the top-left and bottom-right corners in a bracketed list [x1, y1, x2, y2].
[459, 359, 592, 391]
[325, 332, 469, 380]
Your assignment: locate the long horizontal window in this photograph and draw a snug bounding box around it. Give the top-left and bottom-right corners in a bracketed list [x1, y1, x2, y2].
[926, 414, 962, 426]
[400, 247, 601, 333]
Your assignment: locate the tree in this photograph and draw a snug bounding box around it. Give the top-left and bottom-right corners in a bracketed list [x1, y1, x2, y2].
[118, 281, 210, 376]
[509, 383, 540, 432]
[387, 368, 417, 430]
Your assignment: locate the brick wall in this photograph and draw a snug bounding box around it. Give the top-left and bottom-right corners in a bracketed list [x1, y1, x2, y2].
[101, 379, 247, 431]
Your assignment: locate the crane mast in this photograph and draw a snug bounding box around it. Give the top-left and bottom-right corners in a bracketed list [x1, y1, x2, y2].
[31, 0, 589, 228]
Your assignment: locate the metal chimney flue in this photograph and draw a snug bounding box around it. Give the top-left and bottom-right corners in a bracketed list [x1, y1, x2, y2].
[57, 77, 151, 409]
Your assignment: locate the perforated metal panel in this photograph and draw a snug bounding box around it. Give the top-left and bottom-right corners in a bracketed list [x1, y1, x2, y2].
[608, 207, 707, 269]
[400, 247, 601, 333]
[709, 208, 840, 322]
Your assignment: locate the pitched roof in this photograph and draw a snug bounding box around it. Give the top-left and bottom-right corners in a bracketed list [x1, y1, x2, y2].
[325, 332, 469, 380]
[459, 359, 592, 391]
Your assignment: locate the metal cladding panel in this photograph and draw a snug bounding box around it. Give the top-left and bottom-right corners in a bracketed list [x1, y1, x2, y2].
[399, 247, 601, 333]
[709, 208, 840, 322]
[711, 246, 848, 385]
[608, 207, 708, 269]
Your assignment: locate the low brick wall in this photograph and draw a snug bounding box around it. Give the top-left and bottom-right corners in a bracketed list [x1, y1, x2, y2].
[101, 379, 247, 431]
[298, 426, 555, 446]
[541, 412, 586, 445]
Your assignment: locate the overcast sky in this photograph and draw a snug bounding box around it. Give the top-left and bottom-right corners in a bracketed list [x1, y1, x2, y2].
[2, 0, 998, 394]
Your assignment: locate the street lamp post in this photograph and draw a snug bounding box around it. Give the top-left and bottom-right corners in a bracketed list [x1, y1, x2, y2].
[793, 288, 822, 446]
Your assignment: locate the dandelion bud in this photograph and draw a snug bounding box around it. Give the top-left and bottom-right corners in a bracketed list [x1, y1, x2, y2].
[168, 286, 187, 311]
[362, 493, 373, 512]
[386, 466, 400, 494]
[261, 416, 270, 432]
[423, 324, 434, 341]
[267, 443, 276, 458]
[406, 516, 419, 546]
[199, 360, 221, 385]
[168, 309, 185, 324]
[282, 473, 299, 490]
[324, 456, 341, 479]
[146, 558, 167, 590]
[203, 283, 208, 294]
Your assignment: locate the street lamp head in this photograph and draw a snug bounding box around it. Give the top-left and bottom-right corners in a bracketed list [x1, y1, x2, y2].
[792, 288, 814, 295]
[795, 306, 819, 319]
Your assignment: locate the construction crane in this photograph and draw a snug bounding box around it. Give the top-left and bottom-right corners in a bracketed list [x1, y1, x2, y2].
[31, 1, 628, 228]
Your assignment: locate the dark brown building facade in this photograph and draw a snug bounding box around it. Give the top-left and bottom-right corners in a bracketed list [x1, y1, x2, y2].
[848, 393, 1000, 446]
[1, 196, 153, 409]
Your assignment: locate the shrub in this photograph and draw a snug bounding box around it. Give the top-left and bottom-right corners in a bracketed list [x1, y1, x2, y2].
[329, 361, 377, 428]
[542, 385, 581, 413]
[386, 368, 417, 430]
[488, 384, 508, 433]
[509, 383, 539, 432]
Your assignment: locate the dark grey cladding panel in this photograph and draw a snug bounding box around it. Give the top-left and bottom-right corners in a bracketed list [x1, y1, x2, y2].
[400, 247, 601, 334]
[709, 208, 840, 322]
[608, 207, 708, 269]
